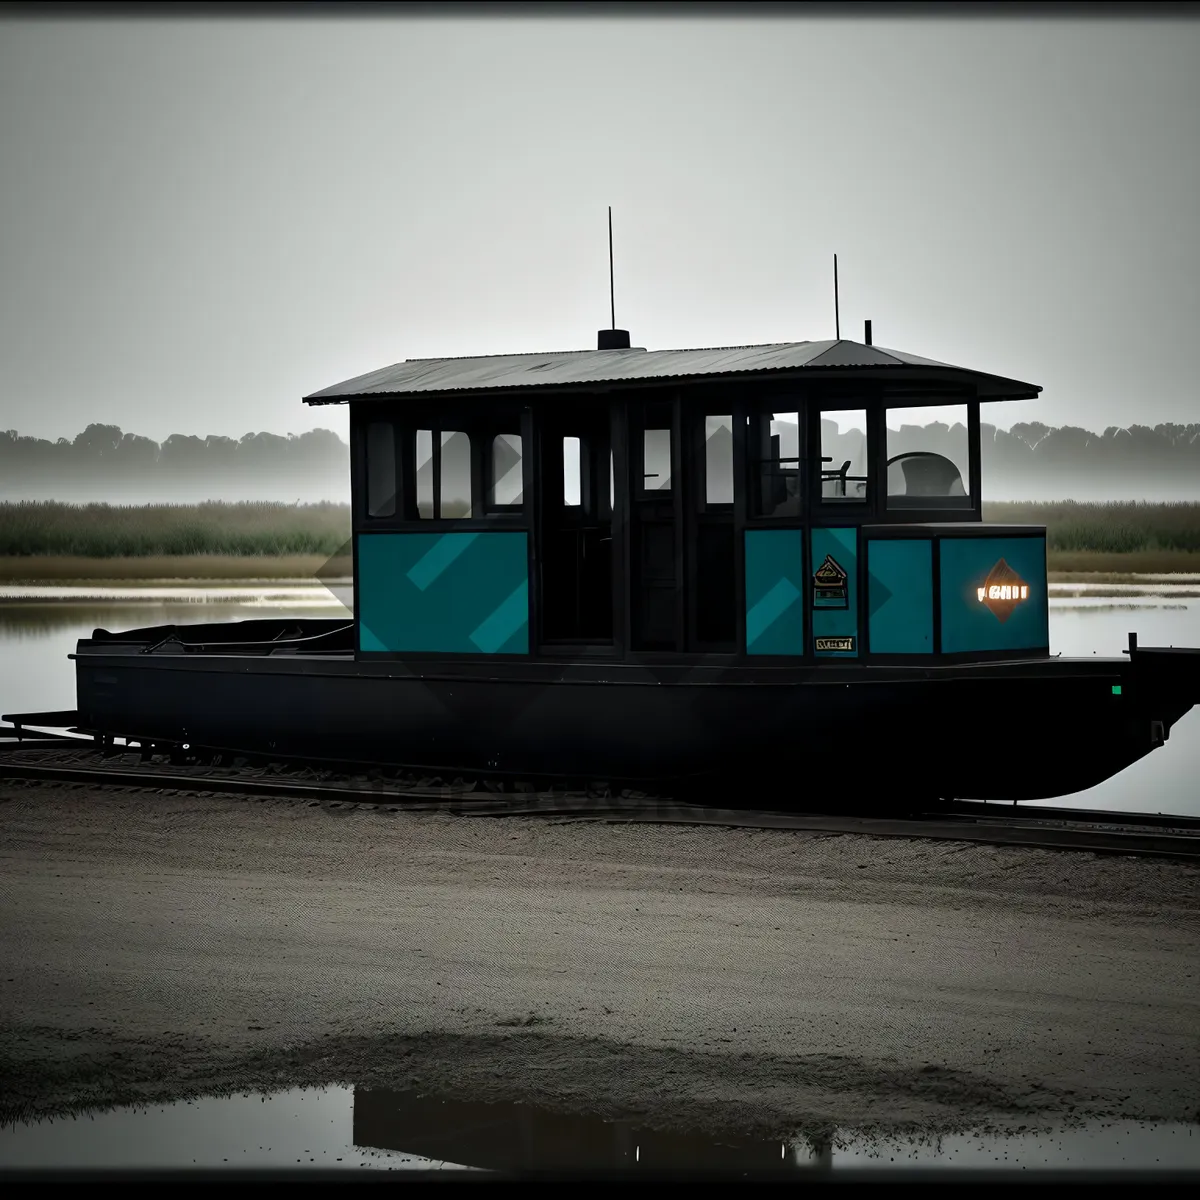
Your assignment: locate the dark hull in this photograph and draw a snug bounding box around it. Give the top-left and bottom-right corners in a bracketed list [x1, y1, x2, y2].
[66, 620, 1200, 804]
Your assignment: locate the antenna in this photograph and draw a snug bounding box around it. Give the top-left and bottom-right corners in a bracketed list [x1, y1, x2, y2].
[833, 253, 840, 340]
[596, 208, 631, 350]
[608, 206, 615, 329]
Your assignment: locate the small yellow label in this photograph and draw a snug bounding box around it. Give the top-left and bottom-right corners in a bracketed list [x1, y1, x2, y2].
[815, 636, 855, 652]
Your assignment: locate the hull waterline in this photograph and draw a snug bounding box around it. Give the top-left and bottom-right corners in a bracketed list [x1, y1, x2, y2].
[60, 622, 1200, 805]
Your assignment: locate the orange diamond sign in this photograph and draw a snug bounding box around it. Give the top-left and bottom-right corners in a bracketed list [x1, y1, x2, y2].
[976, 558, 1029, 623]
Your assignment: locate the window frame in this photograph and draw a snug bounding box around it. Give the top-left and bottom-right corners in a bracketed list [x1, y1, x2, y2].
[745, 402, 805, 522]
[484, 430, 525, 515]
[882, 399, 977, 513]
[634, 400, 675, 499]
[809, 396, 875, 515]
[350, 402, 529, 532]
[561, 435, 584, 509]
[695, 411, 736, 514]
[364, 418, 398, 520]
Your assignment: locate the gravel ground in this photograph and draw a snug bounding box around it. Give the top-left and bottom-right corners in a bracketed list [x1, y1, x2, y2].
[1, 782, 1198, 1141]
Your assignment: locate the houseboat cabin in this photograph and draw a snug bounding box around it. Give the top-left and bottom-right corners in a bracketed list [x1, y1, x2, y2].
[312, 328, 1050, 667]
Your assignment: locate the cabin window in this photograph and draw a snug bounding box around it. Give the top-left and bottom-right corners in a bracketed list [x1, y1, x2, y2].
[489, 433, 523, 508]
[642, 427, 672, 492]
[819, 409, 869, 503]
[410, 428, 474, 519]
[416, 429, 435, 518]
[750, 410, 802, 518]
[885, 404, 971, 505]
[704, 415, 734, 506]
[439, 431, 472, 518]
[365, 421, 396, 518]
[563, 436, 582, 506]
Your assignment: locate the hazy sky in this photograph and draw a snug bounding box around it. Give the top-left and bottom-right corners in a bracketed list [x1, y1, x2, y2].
[1, 10, 1198, 445]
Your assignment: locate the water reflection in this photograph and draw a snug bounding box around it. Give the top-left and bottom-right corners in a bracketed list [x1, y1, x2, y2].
[353, 1089, 809, 1170]
[0, 600, 348, 637]
[0, 601, 350, 715]
[0, 1087, 464, 1171]
[1, 1085, 1196, 1173]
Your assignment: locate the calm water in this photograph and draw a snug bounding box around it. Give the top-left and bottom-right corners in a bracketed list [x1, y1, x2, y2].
[0, 1086, 1197, 1172]
[0, 585, 1197, 815]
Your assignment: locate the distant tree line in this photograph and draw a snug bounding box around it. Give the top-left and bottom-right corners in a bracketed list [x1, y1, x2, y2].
[1, 419, 1198, 503]
[977, 420, 1200, 499]
[0, 424, 351, 503]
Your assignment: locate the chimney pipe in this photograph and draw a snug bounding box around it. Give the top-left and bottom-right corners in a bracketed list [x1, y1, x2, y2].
[598, 329, 631, 350]
[864, 320, 872, 346]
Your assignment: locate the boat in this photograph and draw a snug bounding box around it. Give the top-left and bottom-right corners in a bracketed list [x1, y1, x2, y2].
[41, 322, 1200, 803]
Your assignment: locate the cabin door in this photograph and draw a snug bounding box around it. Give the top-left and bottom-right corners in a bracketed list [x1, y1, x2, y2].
[536, 408, 614, 646]
[684, 411, 737, 650]
[629, 399, 681, 651]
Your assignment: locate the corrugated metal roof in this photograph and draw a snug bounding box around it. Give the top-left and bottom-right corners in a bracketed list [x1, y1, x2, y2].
[303, 338, 1040, 403]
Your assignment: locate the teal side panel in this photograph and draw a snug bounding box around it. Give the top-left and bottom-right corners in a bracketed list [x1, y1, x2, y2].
[867, 539, 933, 654]
[940, 535, 1048, 654]
[810, 527, 858, 657]
[356, 531, 529, 654]
[744, 529, 804, 655]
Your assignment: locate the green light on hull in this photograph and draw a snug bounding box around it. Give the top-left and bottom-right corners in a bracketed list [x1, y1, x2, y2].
[1112, 684, 1122, 695]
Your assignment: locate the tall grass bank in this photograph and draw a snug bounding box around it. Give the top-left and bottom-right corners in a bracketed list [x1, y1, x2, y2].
[1, 500, 1198, 579]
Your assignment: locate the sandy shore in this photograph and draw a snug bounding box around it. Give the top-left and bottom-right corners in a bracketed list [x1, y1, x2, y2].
[1, 782, 1198, 1140]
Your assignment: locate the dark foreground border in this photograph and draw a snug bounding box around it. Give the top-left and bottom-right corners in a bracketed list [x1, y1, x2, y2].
[3, 1168, 1200, 1183]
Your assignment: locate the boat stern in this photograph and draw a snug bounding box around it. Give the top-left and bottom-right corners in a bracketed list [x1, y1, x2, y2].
[1126, 635, 1200, 742]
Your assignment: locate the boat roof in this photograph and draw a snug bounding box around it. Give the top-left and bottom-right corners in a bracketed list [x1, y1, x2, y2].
[303, 337, 1041, 405]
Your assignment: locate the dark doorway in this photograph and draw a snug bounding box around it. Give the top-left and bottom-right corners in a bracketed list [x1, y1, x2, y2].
[687, 410, 737, 649]
[537, 405, 614, 645]
[629, 398, 680, 651]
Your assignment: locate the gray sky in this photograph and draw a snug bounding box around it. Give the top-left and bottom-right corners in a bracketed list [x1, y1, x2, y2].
[1, 12, 1197, 445]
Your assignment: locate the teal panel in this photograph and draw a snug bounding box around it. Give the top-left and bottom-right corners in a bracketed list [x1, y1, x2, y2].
[810, 527, 858, 657]
[744, 529, 804, 655]
[357, 531, 529, 654]
[867, 539, 933, 654]
[940, 535, 1049, 654]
